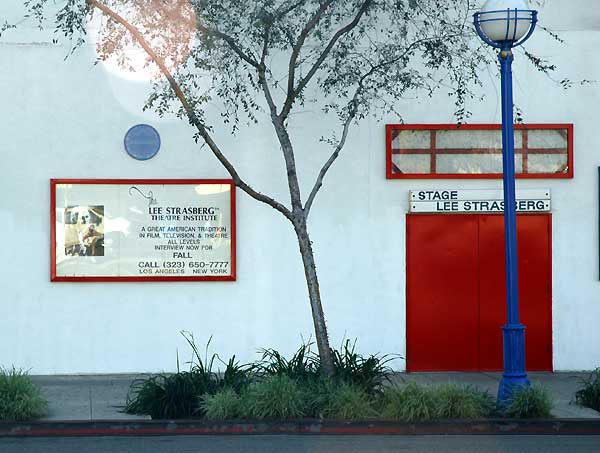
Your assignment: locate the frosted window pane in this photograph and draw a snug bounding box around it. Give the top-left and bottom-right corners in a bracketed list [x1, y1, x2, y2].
[392, 130, 430, 149]
[436, 130, 522, 149]
[392, 154, 430, 173]
[528, 154, 568, 173]
[528, 130, 567, 148]
[437, 154, 523, 174]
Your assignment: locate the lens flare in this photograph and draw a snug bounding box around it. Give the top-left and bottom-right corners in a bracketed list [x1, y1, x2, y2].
[87, 0, 196, 82]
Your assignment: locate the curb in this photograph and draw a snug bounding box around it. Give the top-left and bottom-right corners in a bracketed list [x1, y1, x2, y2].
[2, 419, 600, 437]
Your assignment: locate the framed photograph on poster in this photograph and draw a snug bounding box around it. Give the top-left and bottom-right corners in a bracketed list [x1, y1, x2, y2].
[51, 179, 236, 282]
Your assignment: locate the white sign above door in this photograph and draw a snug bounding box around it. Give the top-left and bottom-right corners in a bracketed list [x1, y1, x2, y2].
[409, 189, 551, 213]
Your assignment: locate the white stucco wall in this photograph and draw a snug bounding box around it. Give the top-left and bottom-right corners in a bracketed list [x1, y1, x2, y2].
[0, 1, 598, 374]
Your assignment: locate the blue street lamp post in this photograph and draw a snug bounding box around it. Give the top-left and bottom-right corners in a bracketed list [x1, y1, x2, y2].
[473, 1, 538, 407]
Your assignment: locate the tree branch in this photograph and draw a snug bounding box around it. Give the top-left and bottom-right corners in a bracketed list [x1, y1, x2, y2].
[195, 0, 306, 72]
[194, 12, 280, 118]
[257, 23, 278, 118]
[254, 18, 303, 216]
[304, 88, 360, 216]
[86, 0, 293, 221]
[304, 35, 441, 215]
[196, 22, 261, 69]
[280, 0, 373, 120]
[285, 0, 335, 115]
[274, 0, 306, 20]
[190, 3, 304, 217]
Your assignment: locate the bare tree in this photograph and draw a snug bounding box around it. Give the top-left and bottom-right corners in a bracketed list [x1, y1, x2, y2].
[17, 0, 555, 375]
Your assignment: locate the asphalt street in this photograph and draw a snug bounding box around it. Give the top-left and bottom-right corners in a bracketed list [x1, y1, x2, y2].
[1, 435, 600, 453]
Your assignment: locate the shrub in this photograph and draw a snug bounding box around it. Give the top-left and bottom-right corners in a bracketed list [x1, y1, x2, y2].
[255, 340, 395, 396]
[183, 333, 251, 394]
[381, 382, 437, 421]
[253, 343, 320, 384]
[434, 384, 495, 419]
[381, 382, 494, 421]
[329, 339, 395, 395]
[219, 356, 252, 393]
[575, 368, 600, 412]
[300, 377, 337, 418]
[240, 375, 306, 419]
[125, 372, 211, 419]
[125, 332, 251, 419]
[322, 383, 378, 420]
[0, 367, 47, 421]
[503, 384, 553, 418]
[125, 336, 394, 420]
[202, 388, 241, 420]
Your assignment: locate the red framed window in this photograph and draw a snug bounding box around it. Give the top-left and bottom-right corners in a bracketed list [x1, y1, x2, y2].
[386, 124, 573, 179]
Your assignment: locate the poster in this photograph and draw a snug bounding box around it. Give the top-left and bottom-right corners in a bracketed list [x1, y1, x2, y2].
[51, 179, 235, 281]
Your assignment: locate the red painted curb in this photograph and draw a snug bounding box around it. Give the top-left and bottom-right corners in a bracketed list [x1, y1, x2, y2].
[1, 419, 600, 437]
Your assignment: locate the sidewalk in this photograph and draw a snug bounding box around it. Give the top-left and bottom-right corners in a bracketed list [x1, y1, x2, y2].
[28, 371, 599, 421]
[29, 374, 150, 421]
[1, 371, 597, 438]
[390, 372, 600, 419]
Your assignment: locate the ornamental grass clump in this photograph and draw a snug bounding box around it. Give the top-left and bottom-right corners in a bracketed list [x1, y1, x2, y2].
[0, 367, 47, 421]
[381, 382, 437, 421]
[202, 388, 241, 420]
[575, 368, 600, 412]
[300, 377, 337, 418]
[125, 332, 251, 419]
[330, 339, 395, 395]
[126, 336, 397, 420]
[381, 382, 495, 421]
[253, 343, 320, 384]
[240, 375, 306, 419]
[254, 340, 395, 396]
[434, 384, 495, 419]
[321, 382, 378, 420]
[125, 372, 207, 419]
[503, 384, 553, 418]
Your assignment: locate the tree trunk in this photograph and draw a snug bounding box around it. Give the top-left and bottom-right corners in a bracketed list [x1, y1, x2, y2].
[293, 219, 335, 376]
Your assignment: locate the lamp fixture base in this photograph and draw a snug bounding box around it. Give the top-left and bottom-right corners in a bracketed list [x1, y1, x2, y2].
[497, 375, 531, 410]
[497, 323, 530, 408]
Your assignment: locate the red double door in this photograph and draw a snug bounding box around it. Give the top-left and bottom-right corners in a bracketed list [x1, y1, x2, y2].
[406, 214, 552, 372]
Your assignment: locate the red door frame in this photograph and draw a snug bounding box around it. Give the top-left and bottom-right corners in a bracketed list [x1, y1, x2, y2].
[405, 213, 553, 372]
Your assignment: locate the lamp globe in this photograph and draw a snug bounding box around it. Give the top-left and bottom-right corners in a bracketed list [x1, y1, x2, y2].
[480, 0, 532, 43]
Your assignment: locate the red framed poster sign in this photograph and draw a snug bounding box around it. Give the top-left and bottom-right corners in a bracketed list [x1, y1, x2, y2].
[386, 124, 574, 179]
[50, 179, 236, 282]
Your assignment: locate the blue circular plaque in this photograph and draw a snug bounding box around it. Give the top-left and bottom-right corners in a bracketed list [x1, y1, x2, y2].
[124, 124, 161, 160]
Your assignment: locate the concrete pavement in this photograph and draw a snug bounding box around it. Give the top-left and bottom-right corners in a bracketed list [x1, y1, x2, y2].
[28, 371, 599, 421]
[29, 374, 150, 421]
